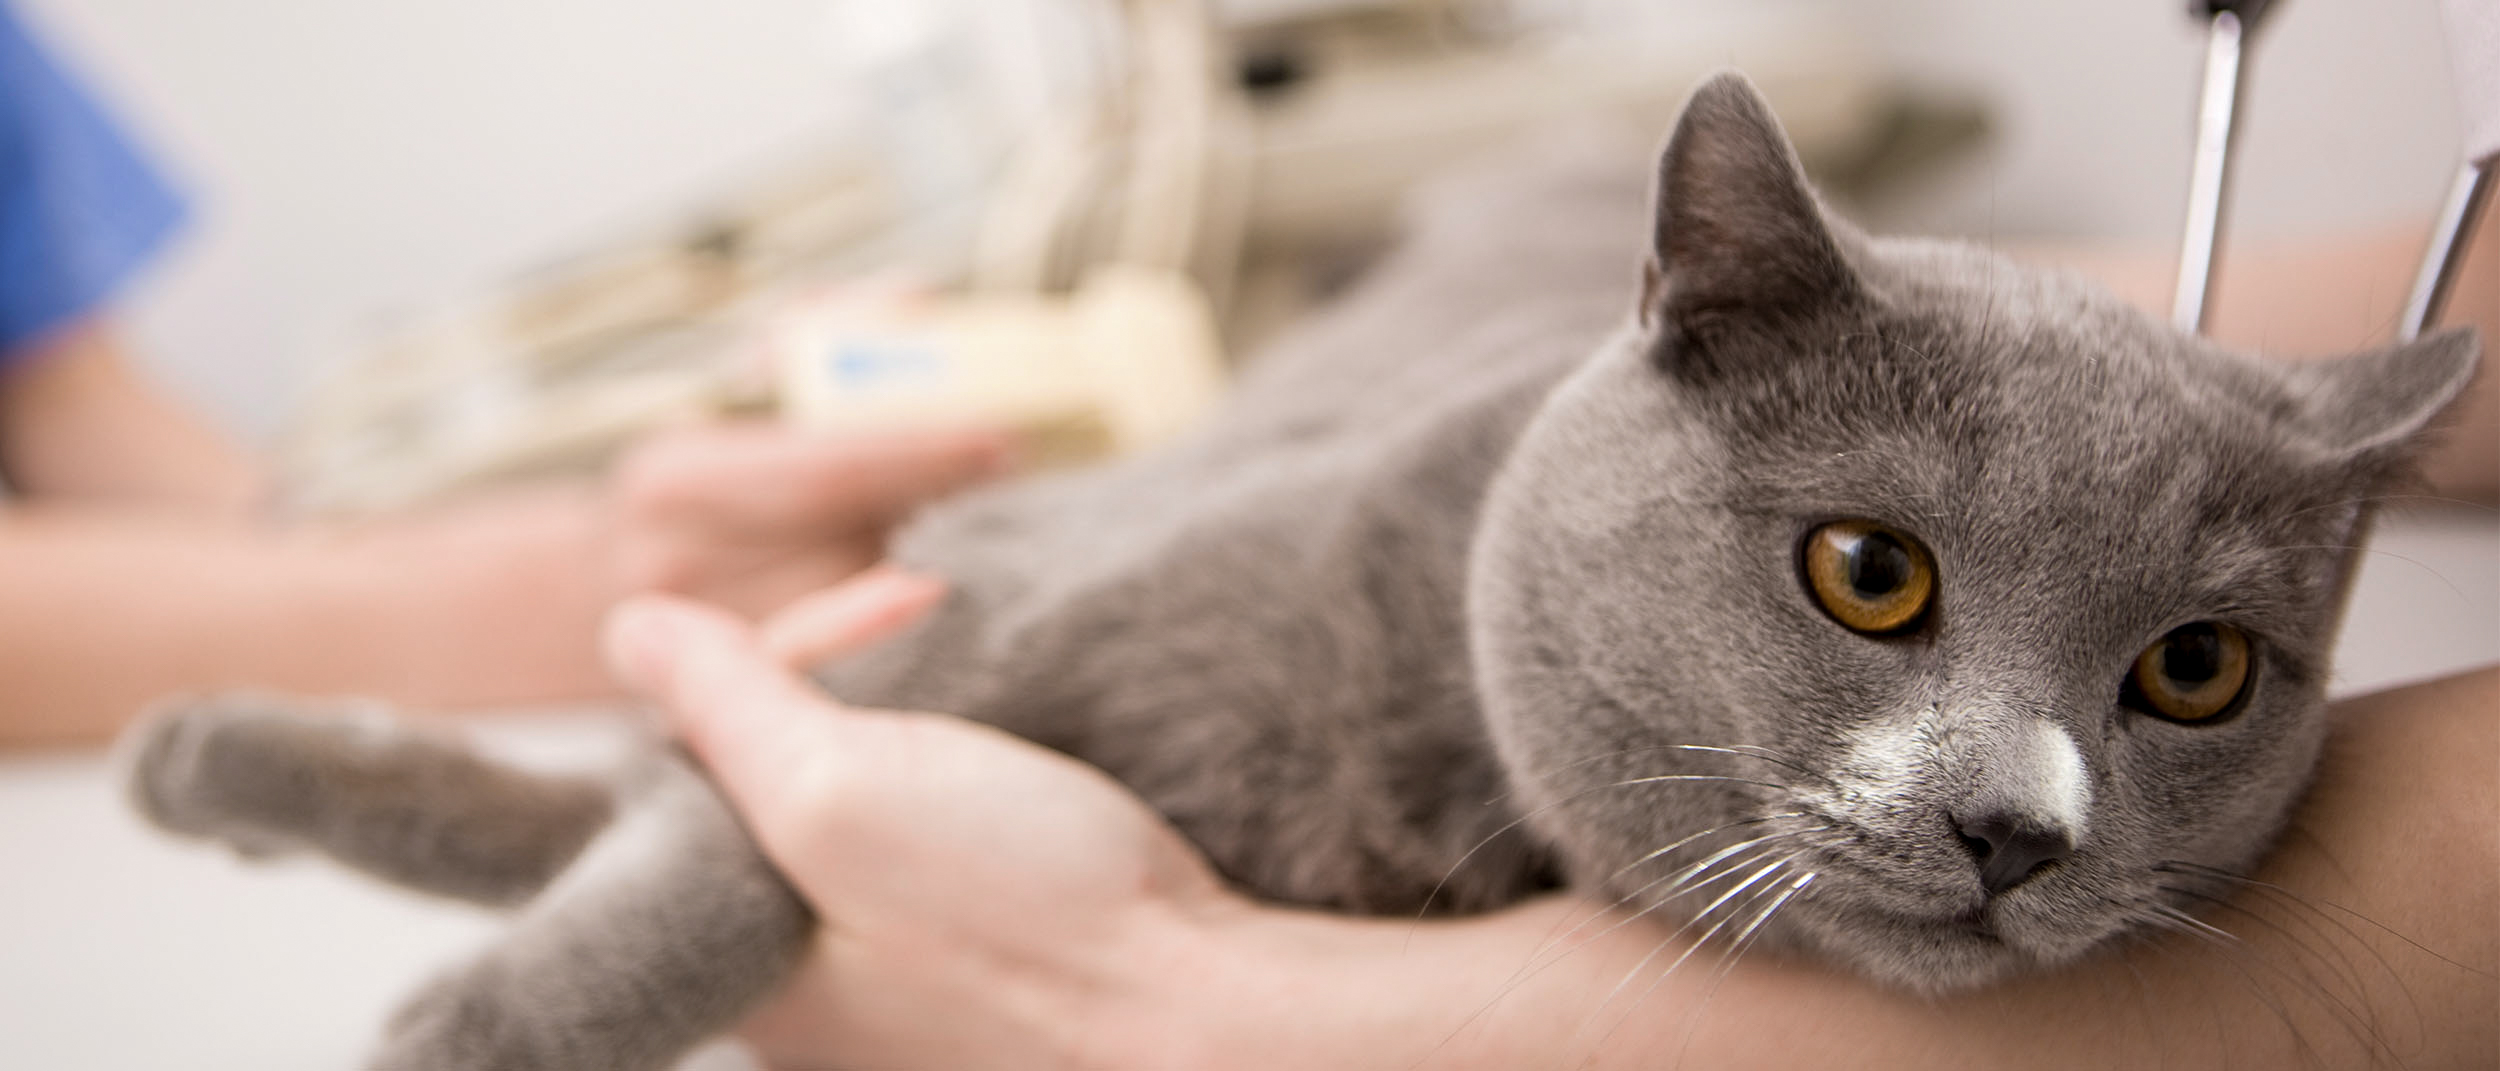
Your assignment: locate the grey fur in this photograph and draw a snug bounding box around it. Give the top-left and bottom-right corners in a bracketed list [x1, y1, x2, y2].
[124, 72, 2479, 1067]
[129, 696, 807, 1070]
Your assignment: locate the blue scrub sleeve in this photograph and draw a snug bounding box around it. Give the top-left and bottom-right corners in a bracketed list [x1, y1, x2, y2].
[0, 1, 186, 365]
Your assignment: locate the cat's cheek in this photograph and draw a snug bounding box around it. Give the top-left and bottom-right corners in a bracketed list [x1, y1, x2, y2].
[2086, 686, 2332, 907]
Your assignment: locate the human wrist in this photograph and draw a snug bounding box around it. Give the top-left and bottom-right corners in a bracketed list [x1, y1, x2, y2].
[1170, 902, 1393, 1071]
[305, 490, 618, 704]
[1047, 881, 1259, 1070]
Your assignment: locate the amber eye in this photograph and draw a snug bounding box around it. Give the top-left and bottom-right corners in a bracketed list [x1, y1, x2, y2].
[1801, 520, 1936, 635]
[2127, 622, 2253, 723]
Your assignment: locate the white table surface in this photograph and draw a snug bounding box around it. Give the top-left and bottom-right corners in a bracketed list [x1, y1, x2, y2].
[3, 509, 2492, 1069]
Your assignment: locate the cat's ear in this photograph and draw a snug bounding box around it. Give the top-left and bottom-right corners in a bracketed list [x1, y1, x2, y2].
[1641, 72, 1858, 334]
[2292, 327, 2481, 471]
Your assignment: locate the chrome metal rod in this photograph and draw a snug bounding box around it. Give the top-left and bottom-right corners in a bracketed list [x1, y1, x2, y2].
[2399, 161, 2497, 340]
[2173, 10, 2248, 335]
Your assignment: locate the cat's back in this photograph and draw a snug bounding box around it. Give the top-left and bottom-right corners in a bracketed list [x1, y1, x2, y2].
[917, 122, 1651, 594]
[818, 129, 1652, 910]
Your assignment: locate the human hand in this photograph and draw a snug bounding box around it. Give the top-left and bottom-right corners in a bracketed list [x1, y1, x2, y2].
[607, 423, 1011, 619]
[602, 574, 1240, 1070]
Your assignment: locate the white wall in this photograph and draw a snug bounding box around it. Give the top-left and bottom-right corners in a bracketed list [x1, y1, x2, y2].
[18, 0, 2477, 440]
[1860, 0, 2465, 243]
[20, 0, 860, 440]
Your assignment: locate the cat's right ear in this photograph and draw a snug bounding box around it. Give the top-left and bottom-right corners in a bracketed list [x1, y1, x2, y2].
[1642, 72, 1858, 336]
[2292, 326, 2482, 478]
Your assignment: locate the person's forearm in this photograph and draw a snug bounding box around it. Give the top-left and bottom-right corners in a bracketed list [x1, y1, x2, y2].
[0, 324, 262, 514]
[1172, 668, 2499, 1070]
[0, 492, 618, 749]
[1172, 883, 1986, 1070]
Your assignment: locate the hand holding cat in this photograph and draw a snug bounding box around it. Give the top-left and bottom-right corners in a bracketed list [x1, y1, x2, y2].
[607, 423, 1013, 620]
[604, 573, 1241, 1070]
[391, 423, 1012, 706]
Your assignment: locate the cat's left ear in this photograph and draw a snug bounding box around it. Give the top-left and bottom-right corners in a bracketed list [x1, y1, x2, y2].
[1641, 72, 1859, 335]
[2291, 327, 2481, 471]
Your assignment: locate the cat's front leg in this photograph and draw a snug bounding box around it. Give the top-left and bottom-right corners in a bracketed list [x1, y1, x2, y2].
[125, 694, 618, 906]
[369, 755, 813, 1071]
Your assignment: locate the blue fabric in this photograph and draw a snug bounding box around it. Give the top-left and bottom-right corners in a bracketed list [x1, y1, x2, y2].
[0, 1, 184, 365]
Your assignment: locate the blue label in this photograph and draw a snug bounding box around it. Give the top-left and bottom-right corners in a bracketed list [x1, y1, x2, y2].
[826, 340, 948, 390]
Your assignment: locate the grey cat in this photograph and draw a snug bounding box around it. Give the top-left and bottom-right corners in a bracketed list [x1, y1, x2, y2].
[125, 73, 2479, 1071]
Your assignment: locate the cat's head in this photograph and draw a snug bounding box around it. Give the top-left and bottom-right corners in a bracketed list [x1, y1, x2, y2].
[1467, 72, 2480, 991]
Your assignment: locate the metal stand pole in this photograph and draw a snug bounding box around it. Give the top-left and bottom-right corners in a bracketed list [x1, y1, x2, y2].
[2400, 161, 2497, 340]
[2172, 0, 2275, 334]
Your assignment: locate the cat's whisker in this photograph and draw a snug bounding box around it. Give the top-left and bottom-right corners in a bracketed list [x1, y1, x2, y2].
[2156, 884, 2408, 1060]
[2254, 544, 2473, 605]
[1725, 871, 1814, 951]
[2098, 923, 2172, 1050]
[1663, 869, 1818, 1020]
[1513, 743, 1822, 794]
[1493, 817, 1818, 996]
[1569, 860, 1795, 1059]
[1601, 832, 1834, 945]
[1442, 851, 1803, 1071]
[1649, 744, 1824, 782]
[1411, 769, 1801, 931]
[1605, 773, 1792, 793]
[2150, 858, 2479, 1064]
[1570, 855, 1810, 1055]
[1618, 830, 1814, 909]
[1641, 859, 1795, 965]
[2170, 905, 2400, 1060]
[1651, 840, 1820, 906]
[1521, 838, 1824, 1002]
[1661, 871, 1819, 1066]
[2134, 908, 2329, 1066]
[1605, 815, 1816, 889]
[1536, 836, 1829, 975]
[2277, 491, 2498, 525]
[2044, 527, 2461, 596]
[1409, 806, 1567, 938]
[2143, 903, 2406, 1067]
[1515, 839, 1802, 995]
[1532, 817, 1815, 954]
[2152, 903, 2241, 947]
[2157, 883, 2382, 1030]
[2153, 860, 2491, 979]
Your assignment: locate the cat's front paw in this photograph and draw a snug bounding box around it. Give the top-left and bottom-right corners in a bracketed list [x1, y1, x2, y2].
[121, 694, 379, 858]
[371, 967, 605, 1071]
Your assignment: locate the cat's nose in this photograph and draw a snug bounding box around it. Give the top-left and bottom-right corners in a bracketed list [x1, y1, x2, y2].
[1952, 809, 2073, 896]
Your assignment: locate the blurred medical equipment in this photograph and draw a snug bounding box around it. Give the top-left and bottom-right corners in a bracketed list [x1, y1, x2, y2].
[284, 0, 1244, 513]
[2185, 0, 2500, 630]
[2171, 0, 2272, 334]
[2172, 0, 2491, 341]
[274, 0, 1939, 514]
[2402, 0, 2496, 341]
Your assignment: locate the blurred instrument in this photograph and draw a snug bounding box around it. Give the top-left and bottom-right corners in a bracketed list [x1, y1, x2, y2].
[280, 0, 1909, 515]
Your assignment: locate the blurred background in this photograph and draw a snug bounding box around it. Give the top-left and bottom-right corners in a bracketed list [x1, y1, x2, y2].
[1, 1, 2488, 1068]
[20, 0, 2468, 450]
